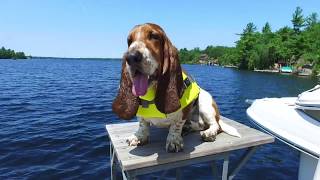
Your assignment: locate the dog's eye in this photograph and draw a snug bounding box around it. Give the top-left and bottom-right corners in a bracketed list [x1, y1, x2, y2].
[149, 32, 160, 41]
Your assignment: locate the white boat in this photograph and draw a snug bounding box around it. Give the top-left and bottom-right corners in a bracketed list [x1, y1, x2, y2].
[247, 85, 320, 180]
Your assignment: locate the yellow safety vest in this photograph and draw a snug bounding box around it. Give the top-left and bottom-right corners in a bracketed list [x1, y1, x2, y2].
[136, 72, 200, 118]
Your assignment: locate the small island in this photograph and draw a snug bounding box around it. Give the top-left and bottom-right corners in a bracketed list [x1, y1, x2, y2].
[0, 46, 27, 59]
[179, 7, 320, 76]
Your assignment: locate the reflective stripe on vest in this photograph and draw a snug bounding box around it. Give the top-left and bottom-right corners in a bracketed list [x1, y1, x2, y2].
[136, 72, 200, 118]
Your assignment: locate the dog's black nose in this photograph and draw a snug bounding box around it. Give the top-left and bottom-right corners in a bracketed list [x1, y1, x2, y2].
[126, 51, 142, 65]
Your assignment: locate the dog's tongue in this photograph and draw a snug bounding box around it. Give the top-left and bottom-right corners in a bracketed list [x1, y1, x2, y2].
[132, 73, 148, 96]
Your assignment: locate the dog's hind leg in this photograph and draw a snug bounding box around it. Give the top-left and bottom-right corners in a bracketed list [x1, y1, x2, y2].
[198, 89, 221, 142]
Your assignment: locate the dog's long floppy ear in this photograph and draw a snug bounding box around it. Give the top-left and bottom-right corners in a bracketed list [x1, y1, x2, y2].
[112, 58, 139, 120]
[155, 35, 183, 114]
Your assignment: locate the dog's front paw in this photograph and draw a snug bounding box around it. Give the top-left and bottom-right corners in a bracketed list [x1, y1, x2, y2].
[166, 134, 184, 152]
[126, 134, 148, 146]
[200, 128, 217, 142]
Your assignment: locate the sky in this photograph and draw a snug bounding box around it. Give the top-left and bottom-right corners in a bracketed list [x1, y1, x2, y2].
[0, 0, 319, 58]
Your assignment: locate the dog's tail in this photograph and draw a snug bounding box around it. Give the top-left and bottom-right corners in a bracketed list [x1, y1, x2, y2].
[218, 120, 241, 138]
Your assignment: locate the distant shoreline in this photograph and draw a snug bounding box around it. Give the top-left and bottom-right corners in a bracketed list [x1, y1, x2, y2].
[30, 56, 122, 60]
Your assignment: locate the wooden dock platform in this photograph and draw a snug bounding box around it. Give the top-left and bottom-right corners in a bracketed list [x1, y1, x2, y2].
[106, 116, 274, 179]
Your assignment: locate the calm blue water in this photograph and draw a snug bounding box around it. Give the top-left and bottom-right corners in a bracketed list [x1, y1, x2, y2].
[0, 59, 317, 179]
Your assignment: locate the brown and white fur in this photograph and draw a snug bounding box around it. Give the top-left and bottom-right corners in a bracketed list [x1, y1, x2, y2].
[112, 23, 240, 153]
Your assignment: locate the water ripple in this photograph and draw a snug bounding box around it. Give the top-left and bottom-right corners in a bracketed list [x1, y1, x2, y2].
[0, 59, 317, 179]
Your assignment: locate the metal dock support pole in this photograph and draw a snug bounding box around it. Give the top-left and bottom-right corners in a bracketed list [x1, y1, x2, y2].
[222, 154, 230, 180]
[110, 144, 117, 180]
[228, 146, 259, 180]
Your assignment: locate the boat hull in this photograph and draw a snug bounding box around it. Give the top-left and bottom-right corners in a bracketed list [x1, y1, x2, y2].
[247, 97, 320, 180]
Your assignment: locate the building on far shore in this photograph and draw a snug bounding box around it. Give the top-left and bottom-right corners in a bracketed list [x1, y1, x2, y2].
[198, 54, 219, 66]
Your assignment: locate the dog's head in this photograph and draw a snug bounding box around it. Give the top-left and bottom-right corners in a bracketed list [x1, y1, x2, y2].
[112, 23, 183, 120]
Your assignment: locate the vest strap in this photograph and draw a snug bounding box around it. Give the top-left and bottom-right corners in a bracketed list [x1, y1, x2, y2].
[183, 77, 191, 89]
[140, 99, 154, 108]
[183, 71, 196, 88]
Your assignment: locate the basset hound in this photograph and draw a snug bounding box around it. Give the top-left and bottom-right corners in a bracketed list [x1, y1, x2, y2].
[112, 23, 240, 152]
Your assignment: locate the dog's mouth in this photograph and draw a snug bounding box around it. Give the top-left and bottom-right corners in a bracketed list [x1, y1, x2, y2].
[132, 70, 149, 96]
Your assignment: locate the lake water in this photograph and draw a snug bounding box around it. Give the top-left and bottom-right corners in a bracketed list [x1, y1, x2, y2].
[0, 58, 317, 179]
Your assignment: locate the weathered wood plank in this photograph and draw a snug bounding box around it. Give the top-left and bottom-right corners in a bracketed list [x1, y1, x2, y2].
[118, 135, 273, 170]
[126, 152, 228, 176]
[106, 116, 274, 171]
[108, 123, 270, 152]
[106, 120, 249, 146]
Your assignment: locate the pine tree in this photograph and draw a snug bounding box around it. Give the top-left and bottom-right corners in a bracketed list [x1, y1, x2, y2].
[291, 7, 305, 33]
[262, 22, 272, 34]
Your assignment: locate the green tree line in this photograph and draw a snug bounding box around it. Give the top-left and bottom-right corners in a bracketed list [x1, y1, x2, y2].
[0, 47, 27, 59]
[179, 7, 320, 74]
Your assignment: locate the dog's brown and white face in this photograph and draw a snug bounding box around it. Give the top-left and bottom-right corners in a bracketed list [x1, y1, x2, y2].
[125, 24, 162, 87]
[112, 23, 183, 120]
